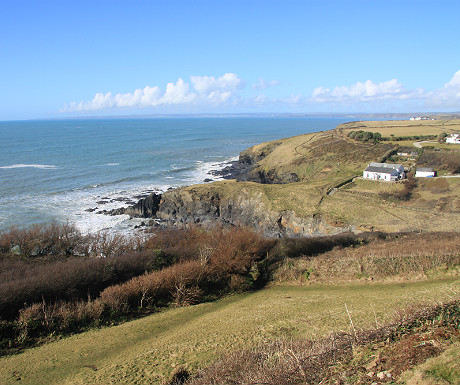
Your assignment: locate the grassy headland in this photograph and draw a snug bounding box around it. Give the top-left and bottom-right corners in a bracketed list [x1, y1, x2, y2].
[155, 119, 459, 235]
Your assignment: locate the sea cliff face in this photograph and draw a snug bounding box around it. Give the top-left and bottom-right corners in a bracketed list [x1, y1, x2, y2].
[108, 183, 354, 237]
[228, 143, 301, 184]
[155, 186, 353, 237]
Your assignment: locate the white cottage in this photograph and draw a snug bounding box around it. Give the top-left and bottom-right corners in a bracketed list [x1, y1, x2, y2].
[415, 167, 435, 178]
[363, 162, 405, 182]
[446, 134, 460, 144]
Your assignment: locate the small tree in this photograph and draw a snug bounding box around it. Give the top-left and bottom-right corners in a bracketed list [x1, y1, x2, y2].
[438, 132, 447, 143]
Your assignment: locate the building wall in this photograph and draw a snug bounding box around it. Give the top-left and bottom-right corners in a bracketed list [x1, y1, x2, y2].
[415, 171, 435, 177]
[363, 171, 394, 181]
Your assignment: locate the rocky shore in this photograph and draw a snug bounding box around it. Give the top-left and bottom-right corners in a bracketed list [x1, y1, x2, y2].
[100, 136, 355, 237]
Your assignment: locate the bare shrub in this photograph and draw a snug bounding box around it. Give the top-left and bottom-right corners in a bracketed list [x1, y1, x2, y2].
[144, 226, 210, 261]
[418, 150, 460, 173]
[379, 173, 417, 201]
[17, 298, 105, 342]
[0, 222, 87, 257]
[171, 282, 202, 307]
[100, 260, 206, 312]
[209, 228, 272, 275]
[0, 248, 177, 320]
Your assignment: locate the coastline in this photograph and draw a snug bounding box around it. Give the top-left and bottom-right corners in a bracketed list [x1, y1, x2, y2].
[3, 117, 349, 233]
[100, 118, 460, 237]
[2, 117, 458, 236]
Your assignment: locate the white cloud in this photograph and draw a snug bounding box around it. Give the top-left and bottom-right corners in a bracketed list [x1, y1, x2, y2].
[310, 78, 424, 104]
[252, 78, 280, 90]
[191, 73, 243, 104]
[61, 71, 460, 113]
[160, 78, 195, 105]
[308, 71, 460, 110]
[62, 73, 242, 112]
[427, 70, 460, 108]
[281, 94, 303, 104]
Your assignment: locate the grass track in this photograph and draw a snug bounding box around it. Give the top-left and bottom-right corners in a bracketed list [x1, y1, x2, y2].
[1, 278, 459, 385]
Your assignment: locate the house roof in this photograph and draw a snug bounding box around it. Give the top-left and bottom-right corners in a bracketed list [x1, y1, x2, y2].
[368, 162, 403, 169]
[364, 166, 398, 174]
[416, 167, 434, 172]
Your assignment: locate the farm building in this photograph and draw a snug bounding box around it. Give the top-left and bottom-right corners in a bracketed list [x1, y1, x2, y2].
[415, 167, 436, 178]
[363, 162, 405, 182]
[446, 133, 460, 144]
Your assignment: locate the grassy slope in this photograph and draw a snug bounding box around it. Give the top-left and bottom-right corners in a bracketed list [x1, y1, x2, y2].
[243, 129, 394, 183]
[1, 278, 459, 385]
[402, 342, 460, 384]
[320, 177, 460, 232]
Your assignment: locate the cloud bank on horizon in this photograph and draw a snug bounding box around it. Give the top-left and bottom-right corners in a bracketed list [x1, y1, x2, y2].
[61, 70, 460, 114]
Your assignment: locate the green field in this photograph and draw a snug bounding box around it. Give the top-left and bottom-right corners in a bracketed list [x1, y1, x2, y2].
[1, 278, 459, 385]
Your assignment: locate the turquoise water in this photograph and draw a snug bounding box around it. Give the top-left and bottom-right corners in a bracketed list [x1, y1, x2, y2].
[0, 117, 350, 233]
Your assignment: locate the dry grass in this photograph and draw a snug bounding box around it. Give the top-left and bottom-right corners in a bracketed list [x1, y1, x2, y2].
[339, 120, 460, 137]
[318, 177, 460, 233]
[274, 232, 460, 284]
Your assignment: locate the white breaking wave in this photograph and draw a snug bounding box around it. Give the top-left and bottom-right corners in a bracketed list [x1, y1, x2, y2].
[0, 156, 237, 235]
[0, 164, 59, 170]
[105, 163, 120, 166]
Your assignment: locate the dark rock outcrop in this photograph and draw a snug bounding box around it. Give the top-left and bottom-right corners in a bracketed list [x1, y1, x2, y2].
[109, 192, 162, 218]
[215, 146, 300, 184]
[154, 187, 353, 237]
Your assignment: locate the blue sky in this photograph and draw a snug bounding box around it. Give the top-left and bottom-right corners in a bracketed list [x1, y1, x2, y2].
[1, 0, 459, 120]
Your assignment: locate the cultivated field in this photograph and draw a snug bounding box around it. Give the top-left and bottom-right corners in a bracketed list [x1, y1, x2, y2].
[338, 119, 460, 137]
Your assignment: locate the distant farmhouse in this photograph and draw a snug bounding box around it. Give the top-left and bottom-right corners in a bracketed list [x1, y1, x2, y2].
[446, 133, 460, 144]
[363, 162, 405, 182]
[409, 116, 434, 121]
[415, 167, 436, 178]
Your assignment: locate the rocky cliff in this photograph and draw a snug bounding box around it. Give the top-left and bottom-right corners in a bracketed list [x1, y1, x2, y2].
[108, 182, 354, 237]
[155, 186, 354, 237]
[219, 142, 301, 184]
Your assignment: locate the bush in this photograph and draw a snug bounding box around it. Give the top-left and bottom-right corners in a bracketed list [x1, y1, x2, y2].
[348, 131, 382, 143]
[274, 232, 460, 283]
[0, 248, 175, 320]
[379, 173, 417, 201]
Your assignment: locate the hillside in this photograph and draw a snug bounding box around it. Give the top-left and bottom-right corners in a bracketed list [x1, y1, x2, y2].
[1, 231, 459, 385]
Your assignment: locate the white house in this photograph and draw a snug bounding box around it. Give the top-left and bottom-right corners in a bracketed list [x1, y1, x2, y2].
[415, 167, 435, 178]
[363, 162, 405, 182]
[446, 133, 460, 144]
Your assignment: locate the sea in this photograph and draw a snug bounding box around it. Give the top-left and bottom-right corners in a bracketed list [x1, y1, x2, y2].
[0, 117, 352, 234]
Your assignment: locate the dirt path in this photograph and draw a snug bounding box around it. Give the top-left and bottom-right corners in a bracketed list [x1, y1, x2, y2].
[413, 140, 436, 148]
